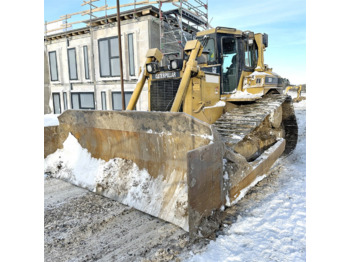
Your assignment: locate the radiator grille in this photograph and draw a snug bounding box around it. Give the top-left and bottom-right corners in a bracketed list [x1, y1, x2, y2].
[150, 79, 181, 111]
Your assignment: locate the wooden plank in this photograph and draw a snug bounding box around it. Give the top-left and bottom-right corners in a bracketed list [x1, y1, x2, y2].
[81, 5, 108, 16]
[46, 17, 65, 25]
[81, 0, 99, 7]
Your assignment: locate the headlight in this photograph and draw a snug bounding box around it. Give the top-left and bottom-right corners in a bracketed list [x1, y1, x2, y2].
[170, 59, 183, 70]
[146, 62, 159, 74]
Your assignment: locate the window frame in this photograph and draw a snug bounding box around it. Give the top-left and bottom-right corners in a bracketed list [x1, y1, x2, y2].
[67, 47, 78, 80]
[83, 45, 90, 80]
[71, 92, 95, 110]
[48, 51, 59, 82]
[98, 36, 120, 78]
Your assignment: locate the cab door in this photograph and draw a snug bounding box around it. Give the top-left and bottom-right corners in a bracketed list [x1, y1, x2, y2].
[221, 37, 239, 93]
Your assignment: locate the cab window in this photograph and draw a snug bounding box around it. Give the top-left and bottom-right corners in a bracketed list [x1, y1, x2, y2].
[244, 40, 258, 68]
[200, 37, 216, 63]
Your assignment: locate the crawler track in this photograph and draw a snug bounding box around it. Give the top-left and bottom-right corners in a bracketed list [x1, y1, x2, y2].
[213, 93, 298, 157]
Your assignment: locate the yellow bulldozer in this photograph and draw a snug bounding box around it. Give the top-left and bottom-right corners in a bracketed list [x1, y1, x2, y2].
[44, 27, 298, 238]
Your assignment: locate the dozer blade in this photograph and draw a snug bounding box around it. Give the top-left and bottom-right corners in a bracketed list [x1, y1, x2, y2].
[44, 110, 225, 236]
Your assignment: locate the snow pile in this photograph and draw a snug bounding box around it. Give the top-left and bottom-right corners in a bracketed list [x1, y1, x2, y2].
[44, 114, 60, 127]
[44, 133, 189, 231]
[187, 93, 306, 261]
[44, 133, 103, 190]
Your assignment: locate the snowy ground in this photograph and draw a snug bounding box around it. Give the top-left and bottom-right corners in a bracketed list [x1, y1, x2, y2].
[184, 93, 306, 262]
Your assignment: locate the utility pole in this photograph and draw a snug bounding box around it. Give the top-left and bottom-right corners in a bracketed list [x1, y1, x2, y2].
[116, 0, 125, 110]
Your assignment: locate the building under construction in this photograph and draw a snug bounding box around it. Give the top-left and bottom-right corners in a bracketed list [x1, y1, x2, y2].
[44, 0, 209, 114]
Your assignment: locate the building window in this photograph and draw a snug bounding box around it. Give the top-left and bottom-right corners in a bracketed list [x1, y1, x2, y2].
[63, 92, 68, 110]
[112, 91, 133, 110]
[71, 93, 95, 110]
[48, 51, 59, 81]
[52, 93, 61, 114]
[98, 37, 120, 77]
[68, 48, 78, 80]
[83, 46, 90, 79]
[128, 33, 135, 76]
[101, 91, 107, 110]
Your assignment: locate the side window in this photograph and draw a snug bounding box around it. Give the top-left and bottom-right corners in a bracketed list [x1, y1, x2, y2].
[244, 40, 258, 68]
[221, 37, 238, 93]
[48, 51, 59, 81]
[68, 48, 78, 80]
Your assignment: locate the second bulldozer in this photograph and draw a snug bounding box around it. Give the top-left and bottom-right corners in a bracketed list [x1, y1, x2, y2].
[44, 27, 298, 238]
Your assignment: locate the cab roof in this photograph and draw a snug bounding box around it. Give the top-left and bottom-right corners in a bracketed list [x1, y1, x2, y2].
[196, 27, 243, 37]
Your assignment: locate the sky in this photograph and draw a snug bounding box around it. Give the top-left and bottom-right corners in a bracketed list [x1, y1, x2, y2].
[44, 0, 306, 84]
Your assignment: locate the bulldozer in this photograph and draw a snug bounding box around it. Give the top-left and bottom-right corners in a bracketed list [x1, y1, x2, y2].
[44, 27, 298, 238]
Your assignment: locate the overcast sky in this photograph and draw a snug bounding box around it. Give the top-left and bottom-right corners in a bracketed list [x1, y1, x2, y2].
[44, 0, 306, 84]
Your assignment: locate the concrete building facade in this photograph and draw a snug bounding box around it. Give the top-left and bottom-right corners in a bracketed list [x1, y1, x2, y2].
[45, 6, 161, 114]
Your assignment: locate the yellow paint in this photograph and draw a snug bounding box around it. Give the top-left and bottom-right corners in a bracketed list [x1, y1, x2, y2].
[146, 48, 163, 62]
[196, 27, 242, 37]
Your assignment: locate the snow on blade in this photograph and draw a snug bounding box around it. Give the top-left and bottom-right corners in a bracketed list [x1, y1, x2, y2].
[44, 114, 60, 127]
[44, 133, 189, 231]
[44, 133, 101, 190]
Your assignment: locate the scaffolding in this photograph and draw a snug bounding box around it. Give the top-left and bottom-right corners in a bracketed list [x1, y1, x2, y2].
[44, 1, 210, 42]
[158, 0, 209, 58]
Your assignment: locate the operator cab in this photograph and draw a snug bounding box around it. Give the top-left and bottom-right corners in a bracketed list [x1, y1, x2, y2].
[196, 27, 259, 94]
